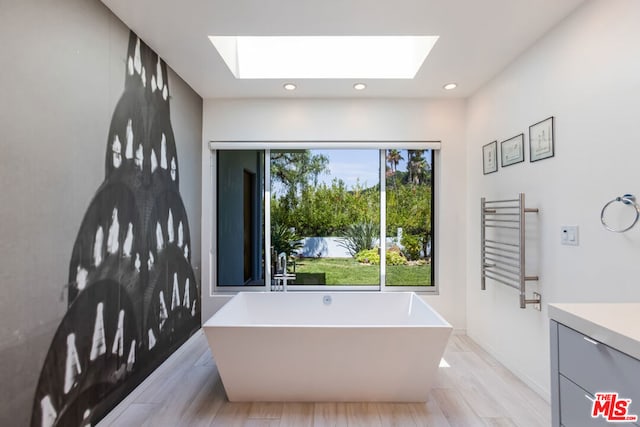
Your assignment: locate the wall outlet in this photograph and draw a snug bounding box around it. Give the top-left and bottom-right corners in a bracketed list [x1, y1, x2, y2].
[560, 225, 579, 246]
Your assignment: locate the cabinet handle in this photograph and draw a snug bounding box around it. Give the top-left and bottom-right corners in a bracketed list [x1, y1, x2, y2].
[583, 336, 599, 345]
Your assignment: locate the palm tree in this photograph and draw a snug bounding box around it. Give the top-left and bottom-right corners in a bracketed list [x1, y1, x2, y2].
[385, 165, 394, 177]
[386, 149, 404, 189]
[408, 150, 429, 185]
[386, 149, 403, 173]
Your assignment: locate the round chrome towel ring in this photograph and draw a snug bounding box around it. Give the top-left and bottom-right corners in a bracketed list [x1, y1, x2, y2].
[600, 194, 640, 233]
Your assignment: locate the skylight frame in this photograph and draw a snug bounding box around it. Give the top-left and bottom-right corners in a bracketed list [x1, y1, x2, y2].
[208, 35, 439, 79]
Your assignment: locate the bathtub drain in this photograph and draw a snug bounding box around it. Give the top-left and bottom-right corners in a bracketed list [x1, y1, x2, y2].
[323, 295, 332, 305]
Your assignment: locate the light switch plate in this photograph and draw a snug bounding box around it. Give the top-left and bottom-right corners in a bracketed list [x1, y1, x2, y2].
[560, 226, 579, 246]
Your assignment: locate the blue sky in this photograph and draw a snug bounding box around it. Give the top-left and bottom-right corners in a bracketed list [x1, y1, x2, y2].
[313, 149, 432, 189]
[271, 149, 432, 194]
[314, 149, 380, 189]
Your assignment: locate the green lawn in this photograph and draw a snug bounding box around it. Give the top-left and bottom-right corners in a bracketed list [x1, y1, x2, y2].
[293, 257, 432, 286]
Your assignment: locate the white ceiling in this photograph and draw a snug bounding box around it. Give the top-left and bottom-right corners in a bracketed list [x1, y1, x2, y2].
[100, 0, 585, 99]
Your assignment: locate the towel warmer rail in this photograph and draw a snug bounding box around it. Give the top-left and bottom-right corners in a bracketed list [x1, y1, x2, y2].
[481, 193, 540, 309]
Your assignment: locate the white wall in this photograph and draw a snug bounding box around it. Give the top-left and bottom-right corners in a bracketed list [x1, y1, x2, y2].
[465, 0, 640, 399]
[201, 98, 468, 330]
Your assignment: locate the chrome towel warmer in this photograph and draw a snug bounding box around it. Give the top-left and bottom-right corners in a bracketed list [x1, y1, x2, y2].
[481, 193, 540, 309]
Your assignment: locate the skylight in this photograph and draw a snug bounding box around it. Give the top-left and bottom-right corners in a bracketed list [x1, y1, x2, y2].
[208, 36, 439, 79]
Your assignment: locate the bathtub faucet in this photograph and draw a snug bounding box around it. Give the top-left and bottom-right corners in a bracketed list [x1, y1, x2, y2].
[278, 252, 287, 274]
[273, 252, 295, 291]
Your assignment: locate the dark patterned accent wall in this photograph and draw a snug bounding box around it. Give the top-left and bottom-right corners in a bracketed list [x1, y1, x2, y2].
[30, 32, 200, 427]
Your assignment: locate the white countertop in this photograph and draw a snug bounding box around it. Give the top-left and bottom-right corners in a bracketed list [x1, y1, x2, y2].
[549, 303, 640, 361]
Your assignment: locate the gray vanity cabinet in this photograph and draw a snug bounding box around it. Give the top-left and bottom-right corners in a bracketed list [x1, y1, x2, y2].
[550, 320, 640, 427]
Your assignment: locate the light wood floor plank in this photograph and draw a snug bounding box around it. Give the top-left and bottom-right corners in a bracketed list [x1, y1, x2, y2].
[431, 388, 485, 427]
[193, 347, 216, 367]
[482, 417, 518, 427]
[452, 335, 500, 367]
[97, 330, 550, 427]
[249, 402, 283, 419]
[376, 403, 418, 427]
[460, 351, 549, 426]
[134, 336, 209, 406]
[442, 351, 510, 418]
[142, 366, 214, 426]
[312, 402, 349, 427]
[243, 419, 281, 427]
[106, 403, 156, 427]
[444, 335, 469, 353]
[345, 403, 382, 427]
[494, 364, 550, 422]
[409, 401, 451, 427]
[210, 402, 252, 427]
[178, 371, 226, 427]
[278, 402, 314, 427]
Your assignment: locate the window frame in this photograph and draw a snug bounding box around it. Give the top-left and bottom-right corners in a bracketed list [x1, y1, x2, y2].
[209, 141, 440, 295]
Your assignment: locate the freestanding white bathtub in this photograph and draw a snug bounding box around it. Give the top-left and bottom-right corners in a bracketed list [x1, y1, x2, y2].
[203, 292, 452, 402]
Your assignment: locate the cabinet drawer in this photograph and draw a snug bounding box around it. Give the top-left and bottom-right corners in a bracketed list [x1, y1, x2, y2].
[558, 324, 640, 404]
[559, 375, 610, 427]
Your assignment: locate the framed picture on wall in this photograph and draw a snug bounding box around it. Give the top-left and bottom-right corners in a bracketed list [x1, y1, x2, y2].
[500, 133, 525, 167]
[482, 141, 498, 175]
[529, 116, 555, 162]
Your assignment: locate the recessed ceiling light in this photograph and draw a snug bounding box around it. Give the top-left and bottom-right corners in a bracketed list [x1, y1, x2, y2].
[209, 36, 439, 79]
[443, 82, 458, 90]
[283, 83, 297, 91]
[353, 83, 367, 91]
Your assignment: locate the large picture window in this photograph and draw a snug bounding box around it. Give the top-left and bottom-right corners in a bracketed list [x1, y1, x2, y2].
[212, 143, 437, 293]
[271, 149, 380, 287]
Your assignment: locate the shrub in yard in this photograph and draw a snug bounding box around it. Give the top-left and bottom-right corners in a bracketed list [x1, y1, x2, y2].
[401, 233, 422, 260]
[386, 250, 408, 266]
[271, 223, 303, 258]
[338, 221, 378, 256]
[355, 248, 379, 264]
[355, 248, 408, 265]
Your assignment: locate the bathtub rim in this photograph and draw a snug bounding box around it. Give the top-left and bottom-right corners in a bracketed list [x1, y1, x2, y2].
[203, 291, 452, 329]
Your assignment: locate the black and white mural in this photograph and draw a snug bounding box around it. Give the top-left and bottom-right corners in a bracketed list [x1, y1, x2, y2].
[30, 32, 200, 427]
